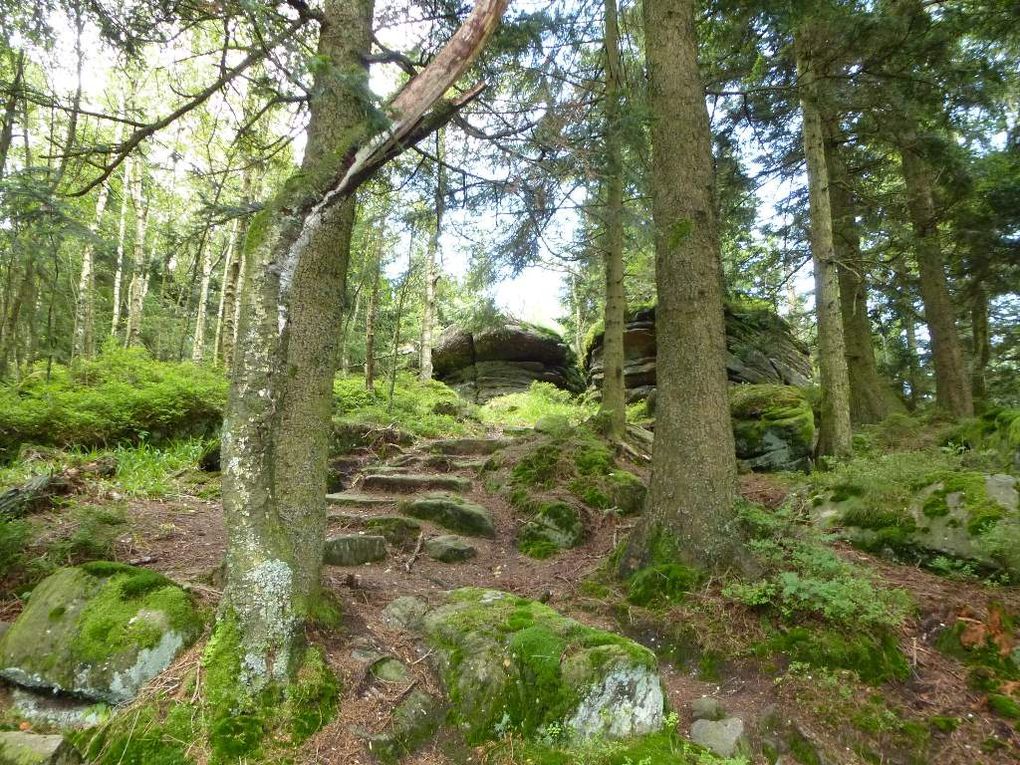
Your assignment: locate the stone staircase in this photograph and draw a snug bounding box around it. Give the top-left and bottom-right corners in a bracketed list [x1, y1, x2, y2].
[322, 435, 510, 566]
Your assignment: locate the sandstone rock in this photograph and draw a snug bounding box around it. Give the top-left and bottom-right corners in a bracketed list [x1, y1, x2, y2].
[400, 493, 496, 537]
[361, 473, 471, 494]
[433, 324, 584, 403]
[11, 688, 106, 729]
[0, 731, 81, 765]
[430, 437, 510, 456]
[518, 502, 584, 558]
[323, 535, 387, 566]
[396, 588, 664, 744]
[730, 384, 815, 472]
[326, 491, 397, 507]
[425, 535, 477, 563]
[690, 717, 749, 758]
[0, 563, 202, 704]
[585, 302, 812, 401]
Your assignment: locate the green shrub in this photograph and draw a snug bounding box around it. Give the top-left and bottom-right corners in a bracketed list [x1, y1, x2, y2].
[0, 347, 226, 458]
[333, 372, 473, 438]
[480, 382, 595, 428]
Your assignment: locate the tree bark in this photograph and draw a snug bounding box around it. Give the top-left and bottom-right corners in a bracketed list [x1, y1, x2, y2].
[192, 234, 215, 362]
[110, 157, 131, 340]
[620, 0, 741, 575]
[796, 26, 853, 458]
[213, 219, 238, 364]
[823, 121, 902, 424]
[970, 280, 989, 410]
[419, 131, 445, 381]
[219, 0, 508, 698]
[0, 52, 25, 183]
[600, 0, 627, 440]
[898, 129, 973, 417]
[364, 237, 381, 392]
[124, 162, 149, 347]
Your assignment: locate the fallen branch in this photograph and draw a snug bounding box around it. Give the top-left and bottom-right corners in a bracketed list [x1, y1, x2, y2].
[405, 531, 426, 573]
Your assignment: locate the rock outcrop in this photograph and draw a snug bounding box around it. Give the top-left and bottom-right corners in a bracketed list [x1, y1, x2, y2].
[433, 323, 585, 403]
[585, 302, 812, 402]
[0, 563, 202, 704]
[384, 589, 664, 745]
[731, 384, 815, 472]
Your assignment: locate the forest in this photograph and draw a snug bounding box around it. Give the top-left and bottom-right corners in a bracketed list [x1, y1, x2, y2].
[0, 0, 1018, 763]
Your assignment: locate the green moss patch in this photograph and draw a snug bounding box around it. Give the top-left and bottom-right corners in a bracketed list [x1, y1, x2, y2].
[626, 564, 699, 607]
[517, 502, 585, 559]
[417, 588, 662, 744]
[0, 564, 203, 703]
[759, 626, 909, 684]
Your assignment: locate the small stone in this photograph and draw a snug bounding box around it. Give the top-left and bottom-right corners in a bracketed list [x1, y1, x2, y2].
[690, 717, 748, 758]
[323, 535, 387, 566]
[425, 535, 477, 563]
[400, 493, 496, 537]
[0, 731, 82, 764]
[371, 657, 411, 683]
[691, 696, 727, 721]
[382, 596, 429, 631]
[362, 516, 422, 547]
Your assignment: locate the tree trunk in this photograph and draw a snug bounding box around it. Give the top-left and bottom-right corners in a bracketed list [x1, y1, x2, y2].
[124, 162, 148, 347]
[391, 252, 414, 409]
[192, 234, 214, 362]
[620, 0, 741, 575]
[218, 0, 507, 704]
[0, 52, 25, 182]
[110, 157, 131, 340]
[898, 130, 973, 417]
[364, 239, 381, 392]
[600, 0, 627, 440]
[419, 131, 445, 381]
[970, 280, 989, 410]
[796, 26, 853, 458]
[823, 120, 902, 424]
[213, 218, 238, 364]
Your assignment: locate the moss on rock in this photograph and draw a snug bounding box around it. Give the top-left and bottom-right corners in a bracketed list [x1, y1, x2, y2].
[730, 384, 814, 472]
[411, 588, 664, 744]
[0, 564, 203, 704]
[518, 502, 585, 559]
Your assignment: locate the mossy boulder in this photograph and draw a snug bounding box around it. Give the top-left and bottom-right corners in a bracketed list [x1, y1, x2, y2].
[606, 470, 647, 515]
[517, 502, 584, 559]
[730, 384, 815, 472]
[400, 493, 496, 537]
[0, 731, 81, 765]
[0, 563, 203, 704]
[425, 535, 477, 563]
[398, 588, 664, 744]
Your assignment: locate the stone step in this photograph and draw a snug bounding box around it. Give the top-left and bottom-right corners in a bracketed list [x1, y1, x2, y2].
[371, 455, 490, 473]
[400, 493, 495, 538]
[323, 534, 387, 566]
[326, 491, 398, 507]
[361, 473, 471, 493]
[429, 437, 510, 456]
[329, 513, 422, 547]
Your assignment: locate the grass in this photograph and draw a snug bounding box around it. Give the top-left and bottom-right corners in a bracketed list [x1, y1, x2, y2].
[479, 382, 596, 428]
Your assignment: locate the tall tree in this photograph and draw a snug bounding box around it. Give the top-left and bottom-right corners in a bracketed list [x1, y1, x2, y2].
[620, 0, 742, 574]
[219, 0, 508, 700]
[599, 0, 627, 440]
[419, 130, 445, 381]
[795, 18, 852, 457]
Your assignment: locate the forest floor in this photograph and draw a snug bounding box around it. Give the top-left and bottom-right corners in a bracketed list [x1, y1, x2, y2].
[2, 424, 1019, 765]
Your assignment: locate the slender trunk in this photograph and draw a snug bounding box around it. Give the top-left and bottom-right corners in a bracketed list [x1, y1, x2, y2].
[620, 0, 742, 575]
[192, 234, 215, 362]
[571, 274, 583, 360]
[970, 281, 989, 410]
[419, 131, 445, 381]
[600, 0, 627, 440]
[390, 252, 414, 410]
[364, 237, 381, 392]
[110, 157, 131, 339]
[124, 162, 149, 347]
[823, 120, 902, 424]
[898, 130, 973, 417]
[0, 52, 25, 182]
[339, 266, 365, 376]
[213, 219, 238, 363]
[796, 26, 852, 458]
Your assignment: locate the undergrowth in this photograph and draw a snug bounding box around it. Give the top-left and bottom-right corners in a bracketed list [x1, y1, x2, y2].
[480, 381, 596, 428]
[333, 372, 476, 438]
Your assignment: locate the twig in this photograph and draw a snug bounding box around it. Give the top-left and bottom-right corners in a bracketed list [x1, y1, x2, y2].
[406, 532, 425, 573]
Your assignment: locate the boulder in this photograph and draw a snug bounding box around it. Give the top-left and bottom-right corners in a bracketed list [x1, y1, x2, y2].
[425, 535, 477, 563]
[323, 535, 387, 566]
[400, 493, 496, 537]
[433, 324, 584, 403]
[0, 563, 202, 704]
[690, 717, 749, 758]
[730, 384, 815, 472]
[585, 302, 812, 402]
[691, 696, 727, 722]
[518, 502, 584, 558]
[0, 731, 81, 765]
[391, 588, 664, 744]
